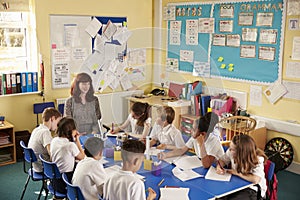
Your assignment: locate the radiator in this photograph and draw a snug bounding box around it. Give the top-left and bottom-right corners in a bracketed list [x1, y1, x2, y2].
[56, 90, 144, 125]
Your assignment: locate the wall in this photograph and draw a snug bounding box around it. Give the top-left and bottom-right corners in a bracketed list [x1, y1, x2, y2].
[0, 0, 153, 132]
[161, 0, 300, 163]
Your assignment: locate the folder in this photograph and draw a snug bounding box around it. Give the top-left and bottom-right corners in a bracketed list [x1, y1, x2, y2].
[201, 95, 211, 116]
[191, 81, 202, 95]
[26, 72, 33, 92]
[16, 73, 22, 93]
[168, 82, 184, 98]
[21, 72, 27, 93]
[32, 72, 38, 92]
[2, 74, 6, 94]
[5, 74, 12, 94]
[11, 73, 17, 94]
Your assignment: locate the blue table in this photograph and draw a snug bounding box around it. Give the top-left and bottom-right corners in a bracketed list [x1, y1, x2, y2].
[80, 135, 252, 200]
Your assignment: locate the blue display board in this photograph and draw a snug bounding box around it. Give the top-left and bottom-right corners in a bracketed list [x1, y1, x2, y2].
[166, 0, 285, 84]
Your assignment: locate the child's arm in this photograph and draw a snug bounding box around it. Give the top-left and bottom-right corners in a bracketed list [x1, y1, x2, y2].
[227, 169, 261, 184]
[196, 134, 215, 168]
[158, 146, 189, 160]
[74, 131, 85, 160]
[146, 187, 157, 200]
[111, 118, 130, 134]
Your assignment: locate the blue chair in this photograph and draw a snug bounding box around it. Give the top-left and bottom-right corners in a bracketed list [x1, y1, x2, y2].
[39, 155, 67, 199]
[62, 173, 85, 200]
[33, 102, 55, 126]
[20, 140, 48, 200]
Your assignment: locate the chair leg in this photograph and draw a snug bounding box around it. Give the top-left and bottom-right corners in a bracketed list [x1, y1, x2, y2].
[20, 175, 30, 200]
[37, 181, 44, 200]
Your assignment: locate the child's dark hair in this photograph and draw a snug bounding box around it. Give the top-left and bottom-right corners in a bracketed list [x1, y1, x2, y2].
[122, 139, 146, 154]
[197, 112, 219, 134]
[71, 72, 96, 103]
[56, 117, 76, 142]
[132, 102, 150, 127]
[162, 106, 175, 124]
[42, 107, 61, 122]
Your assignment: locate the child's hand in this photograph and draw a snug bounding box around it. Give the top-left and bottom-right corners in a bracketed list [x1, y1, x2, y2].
[157, 152, 166, 160]
[147, 187, 157, 200]
[157, 144, 166, 150]
[216, 163, 226, 175]
[196, 134, 205, 146]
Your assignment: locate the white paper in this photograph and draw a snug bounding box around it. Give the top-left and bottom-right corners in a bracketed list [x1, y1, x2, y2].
[180, 50, 194, 62]
[128, 48, 146, 66]
[264, 82, 288, 104]
[258, 46, 275, 61]
[256, 13, 273, 27]
[250, 85, 262, 106]
[120, 74, 133, 90]
[219, 20, 233, 32]
[292, 37, 300, 60]
[240, 45, 256, 58]
[170, 21, 181, 45]
[128, 66, 146, 81]
[288, 18, 299, 30]
[193, 61, 210, 77]
[259, 29, 277, 44]
[163, 155, 188, 164]
[174, 155, 202, 170]
[283, 81, 300, 100]
[286, 62, 300, 78]
[198, 18, 214, 33]
[226, 34, 240, 47]
[166, 58, 178, 72]
[113, 27, 132, 45]
[81, 51, 105, 75]
[163, 6, 176, 21]
[103, 20, 117, 39]
[220, 4, 234, 18]
[93, 34, 107, 53]
[145, 147, 163, 156]
[205, 166, 231, 182]
[72, 48, 87, 61]
[186, 20, 198, 45]
[213, 34, 226, 46]
[242, 28, 257, 42]
[287, 0, 300, 15]
[172, 167, 203, 182]
[238, 12, 254, 26]
[64, 23, 80, 47]
[85, 17, 102, 38]
[160, 187, 189, 200]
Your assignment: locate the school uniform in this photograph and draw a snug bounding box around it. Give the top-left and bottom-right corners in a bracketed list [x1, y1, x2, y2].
[50, 137, 80, 173]
[125, 113, 151, 135]
[185, 132, 224, 159]
[28, 124, 52, 172]
[221, 150, 267, 198]
[72, 157, 107, 200]
[150, 123, 185, 148]
[104, 169, 146, 200]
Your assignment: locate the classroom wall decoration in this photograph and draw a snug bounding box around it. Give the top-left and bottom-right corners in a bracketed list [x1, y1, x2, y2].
[50, 15, 134, 91]
[165, 0, 286, 84]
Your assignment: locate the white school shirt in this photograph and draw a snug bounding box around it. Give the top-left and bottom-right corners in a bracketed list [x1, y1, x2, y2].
[50, 137, 80, 173]
[72, 157, 107, 200]
[28, 124, 53, 172]
[185, 133, 224, 160]
[221, 150, 267, 197]
[150, 123, 185, 148]
[104, 169, 146, 200]
[126, 113, 151, 135]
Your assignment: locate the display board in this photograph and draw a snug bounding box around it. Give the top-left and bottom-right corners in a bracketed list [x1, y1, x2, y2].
[166, 0, 285, 84]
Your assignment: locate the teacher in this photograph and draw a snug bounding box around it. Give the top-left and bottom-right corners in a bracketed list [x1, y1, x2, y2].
[64, 72, 102, 134]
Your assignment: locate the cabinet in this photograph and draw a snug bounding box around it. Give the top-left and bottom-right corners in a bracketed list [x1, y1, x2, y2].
[180, 114, 199, 139]
[0, 121, 16, 166]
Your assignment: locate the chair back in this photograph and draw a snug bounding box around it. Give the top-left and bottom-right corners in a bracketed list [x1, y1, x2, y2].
[219, 116, 256, 141]
[39, 154, 62, 179]
[20, 140, 38, 163]
[264, 160, 275, 181]
[62, 173, 85, 200]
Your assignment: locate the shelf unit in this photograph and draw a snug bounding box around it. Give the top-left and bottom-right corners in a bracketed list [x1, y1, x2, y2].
[0, 121, 16, 166]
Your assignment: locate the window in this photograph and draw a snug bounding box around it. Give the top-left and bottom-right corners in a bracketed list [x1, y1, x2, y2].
[0, 12, 37, 73]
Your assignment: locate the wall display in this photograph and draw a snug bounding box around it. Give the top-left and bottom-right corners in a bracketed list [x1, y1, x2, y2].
[166, 0, 285, 83]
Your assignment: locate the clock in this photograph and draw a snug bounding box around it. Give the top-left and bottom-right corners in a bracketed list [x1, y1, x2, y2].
[264, 137, 294, 173]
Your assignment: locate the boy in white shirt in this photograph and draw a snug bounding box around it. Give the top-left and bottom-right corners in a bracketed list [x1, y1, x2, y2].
[104, 139, 156, 200]
[150, 106, 185, 150]
[72, 137, 107, 200]
[158, 112, 224, 168]
[28, 107, 61, 172]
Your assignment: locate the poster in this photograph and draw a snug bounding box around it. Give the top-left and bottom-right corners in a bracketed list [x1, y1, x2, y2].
[170, 21, 181, 45]
[259, 29, 277, 44]
[242, 28, 257, 42]
[213, 34, 226, 46]
[258, 47, 276, 61]
[240, 45, 256, 58]
[256, 13, 273, 27]
[238, 12, 254, 26]
[226, 34, 240, 47]
[186, 20, 198, 45]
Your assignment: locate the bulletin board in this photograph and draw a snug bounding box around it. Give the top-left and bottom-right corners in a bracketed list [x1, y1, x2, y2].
[49, 15, 127, 89]
[166, 0, 286, 84]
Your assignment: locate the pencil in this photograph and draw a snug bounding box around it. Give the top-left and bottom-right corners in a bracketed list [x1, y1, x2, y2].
[157, 178, 165, 186]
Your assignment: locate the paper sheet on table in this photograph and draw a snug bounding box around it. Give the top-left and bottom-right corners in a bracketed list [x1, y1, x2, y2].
[163, 155, 188, 164]
[160, 187, 190, 200]
[205, 166, 231, 182]
[174, 155, 202, 170]
[172, 167, 203, 182]
[146, 147, 163, 156]
[104, 165, 145, 180]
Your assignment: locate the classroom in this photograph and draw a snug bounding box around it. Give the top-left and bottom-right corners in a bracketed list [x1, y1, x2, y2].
[0, 0, 300, 199]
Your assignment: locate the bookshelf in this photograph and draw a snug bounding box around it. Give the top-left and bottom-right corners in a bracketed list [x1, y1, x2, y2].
[0, 121, 16, 166]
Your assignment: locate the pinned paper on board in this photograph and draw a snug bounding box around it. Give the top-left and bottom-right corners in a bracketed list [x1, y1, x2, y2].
[264, 82, 288, 104]
[103, 20, 117, 39]
[85, 17, 102, 38]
